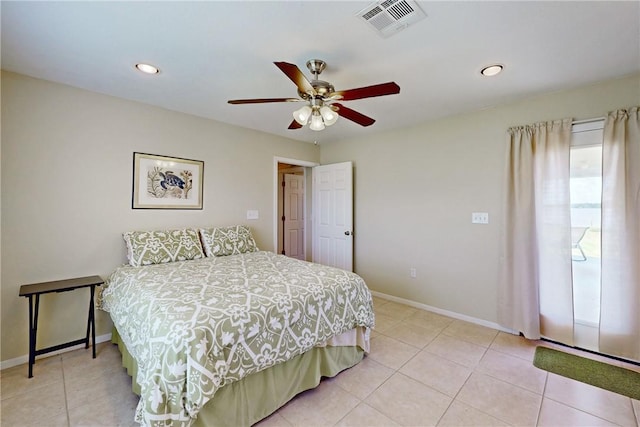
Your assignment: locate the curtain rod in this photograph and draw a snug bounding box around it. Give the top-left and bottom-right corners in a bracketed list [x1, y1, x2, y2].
[572, 117, 605, 125]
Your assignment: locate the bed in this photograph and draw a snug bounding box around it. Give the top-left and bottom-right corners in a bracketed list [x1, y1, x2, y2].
[100, 226, 374, 426]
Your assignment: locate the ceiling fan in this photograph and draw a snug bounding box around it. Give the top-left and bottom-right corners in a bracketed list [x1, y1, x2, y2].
[228, 59, 400, 131]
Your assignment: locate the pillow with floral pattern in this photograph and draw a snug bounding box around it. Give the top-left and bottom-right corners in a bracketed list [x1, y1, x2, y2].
[199, 225, 259, 257]
[123, 228, 205, 267]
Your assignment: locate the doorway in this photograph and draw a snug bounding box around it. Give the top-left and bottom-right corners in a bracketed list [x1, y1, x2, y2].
[279, 165, 305, 260]
[272, 157, 354, 270]
[273, 157, 317, 261]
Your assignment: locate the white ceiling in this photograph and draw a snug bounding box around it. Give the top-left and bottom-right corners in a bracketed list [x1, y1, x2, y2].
[2, 1, 639, 144]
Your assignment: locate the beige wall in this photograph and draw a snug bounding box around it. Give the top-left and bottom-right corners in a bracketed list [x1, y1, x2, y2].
[1, 71, 319, 362]
[321, 74, 640, 324]
[2, 70, 638, 364]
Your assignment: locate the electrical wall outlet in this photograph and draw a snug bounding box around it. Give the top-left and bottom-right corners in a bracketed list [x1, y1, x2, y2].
[471, 212, 489, 224]
[246, 210, 259, 220]
[410, 268, 417, 278]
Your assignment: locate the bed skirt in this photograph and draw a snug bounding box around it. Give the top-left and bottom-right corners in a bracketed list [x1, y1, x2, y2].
[112, 327, 366, 426]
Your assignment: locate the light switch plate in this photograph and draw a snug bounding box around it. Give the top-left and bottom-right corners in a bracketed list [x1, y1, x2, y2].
[246, 210, 259, 220]
[471, 212, 489, 224]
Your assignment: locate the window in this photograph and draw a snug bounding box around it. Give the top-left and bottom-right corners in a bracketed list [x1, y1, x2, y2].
[570, 120, 604, 350]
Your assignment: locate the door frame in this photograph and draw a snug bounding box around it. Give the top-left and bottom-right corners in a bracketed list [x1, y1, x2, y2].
[273, 157, 319, 257]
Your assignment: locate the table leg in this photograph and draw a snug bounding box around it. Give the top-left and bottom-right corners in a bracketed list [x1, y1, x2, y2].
[27, 294, 40, 378]
[87, 285, 96, 358]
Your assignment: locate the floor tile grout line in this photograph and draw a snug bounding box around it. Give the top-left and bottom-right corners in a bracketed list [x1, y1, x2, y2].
[475, 346, 550, 396]
[542, 394, 631, 426]
[348, 306, 634, 426]
[438, 329, 543, 426]
[470, 368, 546, 398]
[489, 345, 538, 363]
[433, 371, 468, 426]
[451, 339, 539, 426]
[435, 329, 533, 426]
[60, 355, 71, 427]
[435, 366, 508, 427]
[454, 373, 535, 427]
[380, 314, 553, 373]
[374, 323, 443, 352]
[9, 305, 634, 427]
[355, 326, 443, 426]
[373, 316, 510, 382]
[330, 391, 364, 427]
[533, 370, 548, 426]
[270, 311, 619, 424]
[370, 325, 479, 426]
[438, 330, 498, 350]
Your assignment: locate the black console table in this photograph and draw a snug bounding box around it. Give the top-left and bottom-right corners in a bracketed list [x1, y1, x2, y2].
[19, 275, 103, 378]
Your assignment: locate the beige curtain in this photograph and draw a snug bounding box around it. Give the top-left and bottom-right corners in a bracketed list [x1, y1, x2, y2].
[600, 107, 640, 361]
[499, 119, 574, 343]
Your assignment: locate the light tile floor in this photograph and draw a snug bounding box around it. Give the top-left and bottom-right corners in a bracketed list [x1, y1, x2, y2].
[1, 297, 639, 426]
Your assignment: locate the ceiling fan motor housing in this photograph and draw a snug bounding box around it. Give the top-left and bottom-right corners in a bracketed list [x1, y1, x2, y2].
[296, 59, 335, 100]
[298, 80, 335, 100]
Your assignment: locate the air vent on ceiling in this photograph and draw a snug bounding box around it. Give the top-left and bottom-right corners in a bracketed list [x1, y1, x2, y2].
[356, 0, 426, 38]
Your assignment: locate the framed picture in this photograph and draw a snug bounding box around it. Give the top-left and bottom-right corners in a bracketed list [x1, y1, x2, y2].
[132, 152, 204, 209]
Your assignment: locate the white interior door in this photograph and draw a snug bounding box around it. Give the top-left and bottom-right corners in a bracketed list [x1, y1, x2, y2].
[284, 173, 305, 260]
[312, 162, 353, 271]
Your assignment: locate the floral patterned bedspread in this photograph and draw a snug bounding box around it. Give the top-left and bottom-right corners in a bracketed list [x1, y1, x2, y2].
[100, 251, 374, 426]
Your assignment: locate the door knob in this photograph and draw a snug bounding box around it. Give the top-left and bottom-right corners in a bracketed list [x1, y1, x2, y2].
[344, 231, 351, 236]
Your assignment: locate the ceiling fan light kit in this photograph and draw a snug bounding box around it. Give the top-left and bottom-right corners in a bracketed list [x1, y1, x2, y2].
[228, 59, 400, 132]
[310, 113, 325, 131]
[320, 106, 338, 126]
[293, 105, 313, 125]
[293, 102, 339, 131]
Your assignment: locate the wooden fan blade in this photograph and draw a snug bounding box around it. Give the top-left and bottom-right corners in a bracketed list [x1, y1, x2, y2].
[333, 103, 375, 127]
[228, 98, 301, 104]
[288, 120, 303, 130]
[331, 82, 400, 101]
[274, 62, 316, 96]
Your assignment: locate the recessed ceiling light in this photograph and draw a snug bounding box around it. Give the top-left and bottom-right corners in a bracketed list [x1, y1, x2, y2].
[481, 64, 504, 77]
[135, 63, 160, 74]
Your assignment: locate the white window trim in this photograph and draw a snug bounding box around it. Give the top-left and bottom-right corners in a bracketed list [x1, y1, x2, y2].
[572, 118, 605, 147]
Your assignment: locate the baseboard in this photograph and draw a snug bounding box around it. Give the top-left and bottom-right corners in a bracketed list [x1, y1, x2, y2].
[0, 333, 113, 371]
[370, 291, 516, 334]
[2, 297, 513, 370]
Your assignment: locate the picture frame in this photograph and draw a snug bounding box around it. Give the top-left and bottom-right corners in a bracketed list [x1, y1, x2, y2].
[132, 152, 204, 209]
